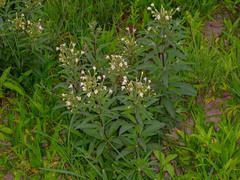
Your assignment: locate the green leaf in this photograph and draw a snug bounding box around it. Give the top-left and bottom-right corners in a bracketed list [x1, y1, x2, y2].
[162, 70, 168, 88]
[164, 163, 175, 177]
[0, 126, 13, 134]
[142, 121, 165, 136]
[97, 142, 107, 157]
[119, 123, 134, 136]
[162, 97, 176, 119]
[170, 82, 197, 96]
[41, 168, 87, 179]
[3, 81, 26, 96]
[0, 67, 11, 84]
[165, 154, 177, 163]
[109, 121, 120, 136]
[137, 138, 147, 152]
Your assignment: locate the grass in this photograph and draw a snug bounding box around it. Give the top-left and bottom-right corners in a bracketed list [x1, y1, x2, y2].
[0, 0, 240, 179]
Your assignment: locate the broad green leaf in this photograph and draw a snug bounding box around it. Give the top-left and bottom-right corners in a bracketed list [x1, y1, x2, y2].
[165, 154, 177, 163]
[0, 67, 11, 84]
[109, 121, 120, 136]
[137, 138, 147, 152]
[162, 97, 176, 119]
[0, 126, 13, 134]
[119, 123, 134, 136]
[142, 121, 165, 136]
[3, 81, 26, 96]
[97, 142, 107, 157]
[163, 163, 175, 177]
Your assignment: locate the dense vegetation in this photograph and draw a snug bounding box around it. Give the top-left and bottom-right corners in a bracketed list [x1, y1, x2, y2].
[0, 0, 239, 179]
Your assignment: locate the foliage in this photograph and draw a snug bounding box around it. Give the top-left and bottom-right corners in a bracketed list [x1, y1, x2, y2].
[0, 0, 239, 179]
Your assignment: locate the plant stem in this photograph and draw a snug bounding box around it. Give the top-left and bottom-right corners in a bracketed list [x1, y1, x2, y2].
[98, 102, 111, 151]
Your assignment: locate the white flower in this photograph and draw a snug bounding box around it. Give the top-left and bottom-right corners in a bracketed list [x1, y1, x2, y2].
[133, 29, 136, 32]
[122, 80, 127, 85]
[147, 86, 150, 89]
[126, 27, 129, 31]
[69, 84, 73, 88]
[80, 82, 84, 86]
[124, 62, 127, 66]
[130, 88, 133, 92]
[109, 89, 113, 94]
[39, 25, 43, 30]
[151, 3, 154, 7]
[27, 20, 31, 25]
[148, 80, 151, 83]
[87, 93, 91, 97]
[176, 7, 180, 11]
[106, 55, 110, 59]
[62, 93, 66, 97]
[103, 75, 106, 79]
[103, 86, 107, 90]
[82, 87, 86, 91]
[147, 7, 151, 10]
[75, 58, 79, 63]
[157, 15, 161, 20]
[93, 66, 96, 70]
[139, 93, 143, 97]
[66, 101, 71, 106]
[121, 86, 125, 90]
[166, 15, 170, 20]
[21, 13, 24, 17]
[123, 76, 127, 80]
[76, 96, 81, 101]
[81, 50, 85, 54]
[94, 90, 98, 94]
[56, 47, 59, 51]
[111, 65, 115, 70]
[81, 70, 85, 74]
[121, 38, 125, 41]
[119, 62, 123, 67]
[62, 44, 66, 47]
[97, 76, 101, 80]
[70, 48, 74, 53]
[72, 43, 76, 47]
[144, 77, 147, 81]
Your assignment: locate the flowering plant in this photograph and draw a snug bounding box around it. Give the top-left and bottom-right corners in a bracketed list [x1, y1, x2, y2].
[54, 3, 196, 179]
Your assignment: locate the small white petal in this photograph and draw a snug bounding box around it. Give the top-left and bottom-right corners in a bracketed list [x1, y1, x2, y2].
[77, 96, 81, 101]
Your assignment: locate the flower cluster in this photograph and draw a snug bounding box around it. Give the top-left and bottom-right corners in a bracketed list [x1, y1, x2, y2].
[108, 55, 128, 76]
[8, 13, 44, 40]
[60, 65, 111, 111]
[56, 42, 85, 67]
[147, 3, 180, 22]
[25, 18, 44, 40]
[23, 1, 42, 10]
[79, 67, 109, 101]
[121, 72, 154, 100]
[8, 13, 26, 31]
[121, 27, 140, 58]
